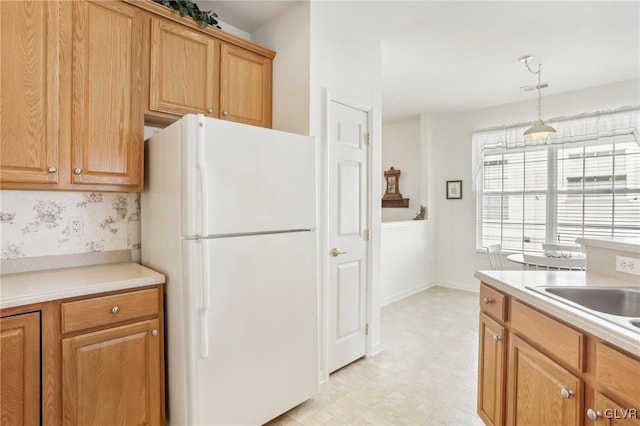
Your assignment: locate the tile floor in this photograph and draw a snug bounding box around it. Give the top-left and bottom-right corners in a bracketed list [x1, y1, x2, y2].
[267, 286, 485, 425]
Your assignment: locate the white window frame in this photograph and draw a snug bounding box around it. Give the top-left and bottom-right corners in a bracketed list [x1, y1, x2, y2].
[473, 108, 640, 253]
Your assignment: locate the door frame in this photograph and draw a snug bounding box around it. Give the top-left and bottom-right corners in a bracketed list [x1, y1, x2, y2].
[320, 90, 374, 383]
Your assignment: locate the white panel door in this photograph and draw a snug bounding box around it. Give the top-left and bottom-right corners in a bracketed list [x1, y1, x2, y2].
[327, 99, 369, 373]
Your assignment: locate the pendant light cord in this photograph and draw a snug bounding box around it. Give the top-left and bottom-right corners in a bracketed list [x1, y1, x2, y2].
[523, 58, 543, 124]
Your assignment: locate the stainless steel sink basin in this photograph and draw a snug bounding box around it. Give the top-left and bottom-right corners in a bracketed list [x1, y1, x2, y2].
[543, 287, 640, 317]
[527, 286, 640, 333]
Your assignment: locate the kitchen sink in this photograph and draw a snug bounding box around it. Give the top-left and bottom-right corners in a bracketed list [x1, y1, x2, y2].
[543, 287, 640, 317]
[527, 286, 640, 333]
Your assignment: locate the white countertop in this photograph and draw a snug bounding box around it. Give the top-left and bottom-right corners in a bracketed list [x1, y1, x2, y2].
[0, 262, 165, 310]
[474, 270, 640, 357]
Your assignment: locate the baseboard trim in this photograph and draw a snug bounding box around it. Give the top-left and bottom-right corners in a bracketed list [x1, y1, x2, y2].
[433, 281, 480, 293]
[380, 282, 436, 307]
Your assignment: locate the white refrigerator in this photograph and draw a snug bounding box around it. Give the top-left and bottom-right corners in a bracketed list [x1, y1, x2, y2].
[141, 114, 318, 425]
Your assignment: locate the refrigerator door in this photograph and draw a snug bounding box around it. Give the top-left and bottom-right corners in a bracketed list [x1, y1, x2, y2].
[181, 115, 317, 237]
[184, 231, 318, 425]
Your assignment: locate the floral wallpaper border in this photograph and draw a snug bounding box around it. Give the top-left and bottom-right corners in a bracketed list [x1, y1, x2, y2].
[1, 191, 140, 260]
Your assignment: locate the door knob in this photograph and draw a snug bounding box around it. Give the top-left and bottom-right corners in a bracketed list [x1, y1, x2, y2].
[560, 388, 574, 399]
[587, 409, 602, 421]
[331, 248, 347, 257]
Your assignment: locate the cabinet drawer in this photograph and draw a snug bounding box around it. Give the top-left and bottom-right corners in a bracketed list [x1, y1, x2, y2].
[61, 288, 159, 334]
[596, 342, 640, 408]
[480, 283, 506, 322]
[510, 300, 585, 371]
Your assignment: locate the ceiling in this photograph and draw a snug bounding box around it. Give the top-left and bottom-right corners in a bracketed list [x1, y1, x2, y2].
[197, 1, 640, 122]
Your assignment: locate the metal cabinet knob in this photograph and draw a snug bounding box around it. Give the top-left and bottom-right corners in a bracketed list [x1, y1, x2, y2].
[151, 329, 159, 337]
[207, 108, 213, 113]
[74, 167, 82, 175]
[492, 334, 502, 342]
[111, 306, 120, 314]
[222, 110, 229, 116]
[587, 409, 602, 421]
[331, 248, 347, 257]
[48, 166, 57, 173]
[483, 297, 493, 304]
[560, 388, 574, 399]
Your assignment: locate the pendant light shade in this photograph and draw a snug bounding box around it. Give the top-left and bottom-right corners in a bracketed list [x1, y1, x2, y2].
[520, 55, 557, 140]
[524, 121, 557, 140]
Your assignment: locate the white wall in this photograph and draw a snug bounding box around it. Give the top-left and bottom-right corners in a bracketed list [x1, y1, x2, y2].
[381, 117, 421, 222]
[252, 2, 310, 135]
[429, 79, 640, 292]
[380, 221, 434, 305]
[253, 1, 384, 381]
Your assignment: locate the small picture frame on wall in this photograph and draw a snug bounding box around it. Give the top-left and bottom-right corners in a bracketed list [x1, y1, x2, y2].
[446, 180, 462, 199]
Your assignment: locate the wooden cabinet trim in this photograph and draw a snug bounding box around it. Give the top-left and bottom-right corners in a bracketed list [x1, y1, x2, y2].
[61, 288, 160, 334]
[480, 283, 506, 323]
[511, 299, 585, 372]
[124, 0, 275, 59]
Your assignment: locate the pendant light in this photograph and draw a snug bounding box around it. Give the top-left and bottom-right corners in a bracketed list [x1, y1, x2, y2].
[520, 55, 557, 140]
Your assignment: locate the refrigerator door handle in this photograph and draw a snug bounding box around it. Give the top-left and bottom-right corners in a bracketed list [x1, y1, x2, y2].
[196, 114, 209, 236]
[200, 240, 211, 358]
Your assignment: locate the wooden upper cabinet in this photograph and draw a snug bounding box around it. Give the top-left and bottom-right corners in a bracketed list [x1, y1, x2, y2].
[0, 0, 61, 184]
[71, 0, 143, 189]
[0, 312, 41, 426]
[220, 42, 272, 128]
[149, 17, 218, 117]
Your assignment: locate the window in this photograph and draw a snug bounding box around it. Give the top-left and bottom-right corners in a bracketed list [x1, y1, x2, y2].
[475, 124, 640, 253]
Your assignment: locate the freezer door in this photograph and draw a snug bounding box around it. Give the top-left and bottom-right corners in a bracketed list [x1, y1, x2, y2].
[182, 116, 316, 236]
[188, 231, 318, 425]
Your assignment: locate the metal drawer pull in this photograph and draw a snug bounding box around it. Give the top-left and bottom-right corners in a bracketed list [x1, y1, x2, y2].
[111, 306, 120, 314]
[483, 297, 493, 304]
[74, 168, 82, 175]
[48, 166, 57, 173]
[492, 334, 501, 342]
[560, 388, 574, 399]
[207, 108, 213, 113]
[151, 329, 159, 337]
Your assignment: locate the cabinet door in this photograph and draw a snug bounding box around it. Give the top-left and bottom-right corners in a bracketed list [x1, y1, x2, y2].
[219, 42, 272, 128]
[149, 17, 217, 117]
[62, 319, 162, 426]
[0, 312, 40, 426]
[0, 1, 60, 184]
[71, 0, 143, 188]
[508, 334, 582, 426]
[477, 313, 506, 426]
[588, 391, 640, 426]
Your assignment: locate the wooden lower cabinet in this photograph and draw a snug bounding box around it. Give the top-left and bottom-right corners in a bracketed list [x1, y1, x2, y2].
[0, 312, 41, 426]
[477, 283, 640, 426]
[62, 318, 162, 425]
[477, 313, 506, 426]
[507, 334, 582, 426]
